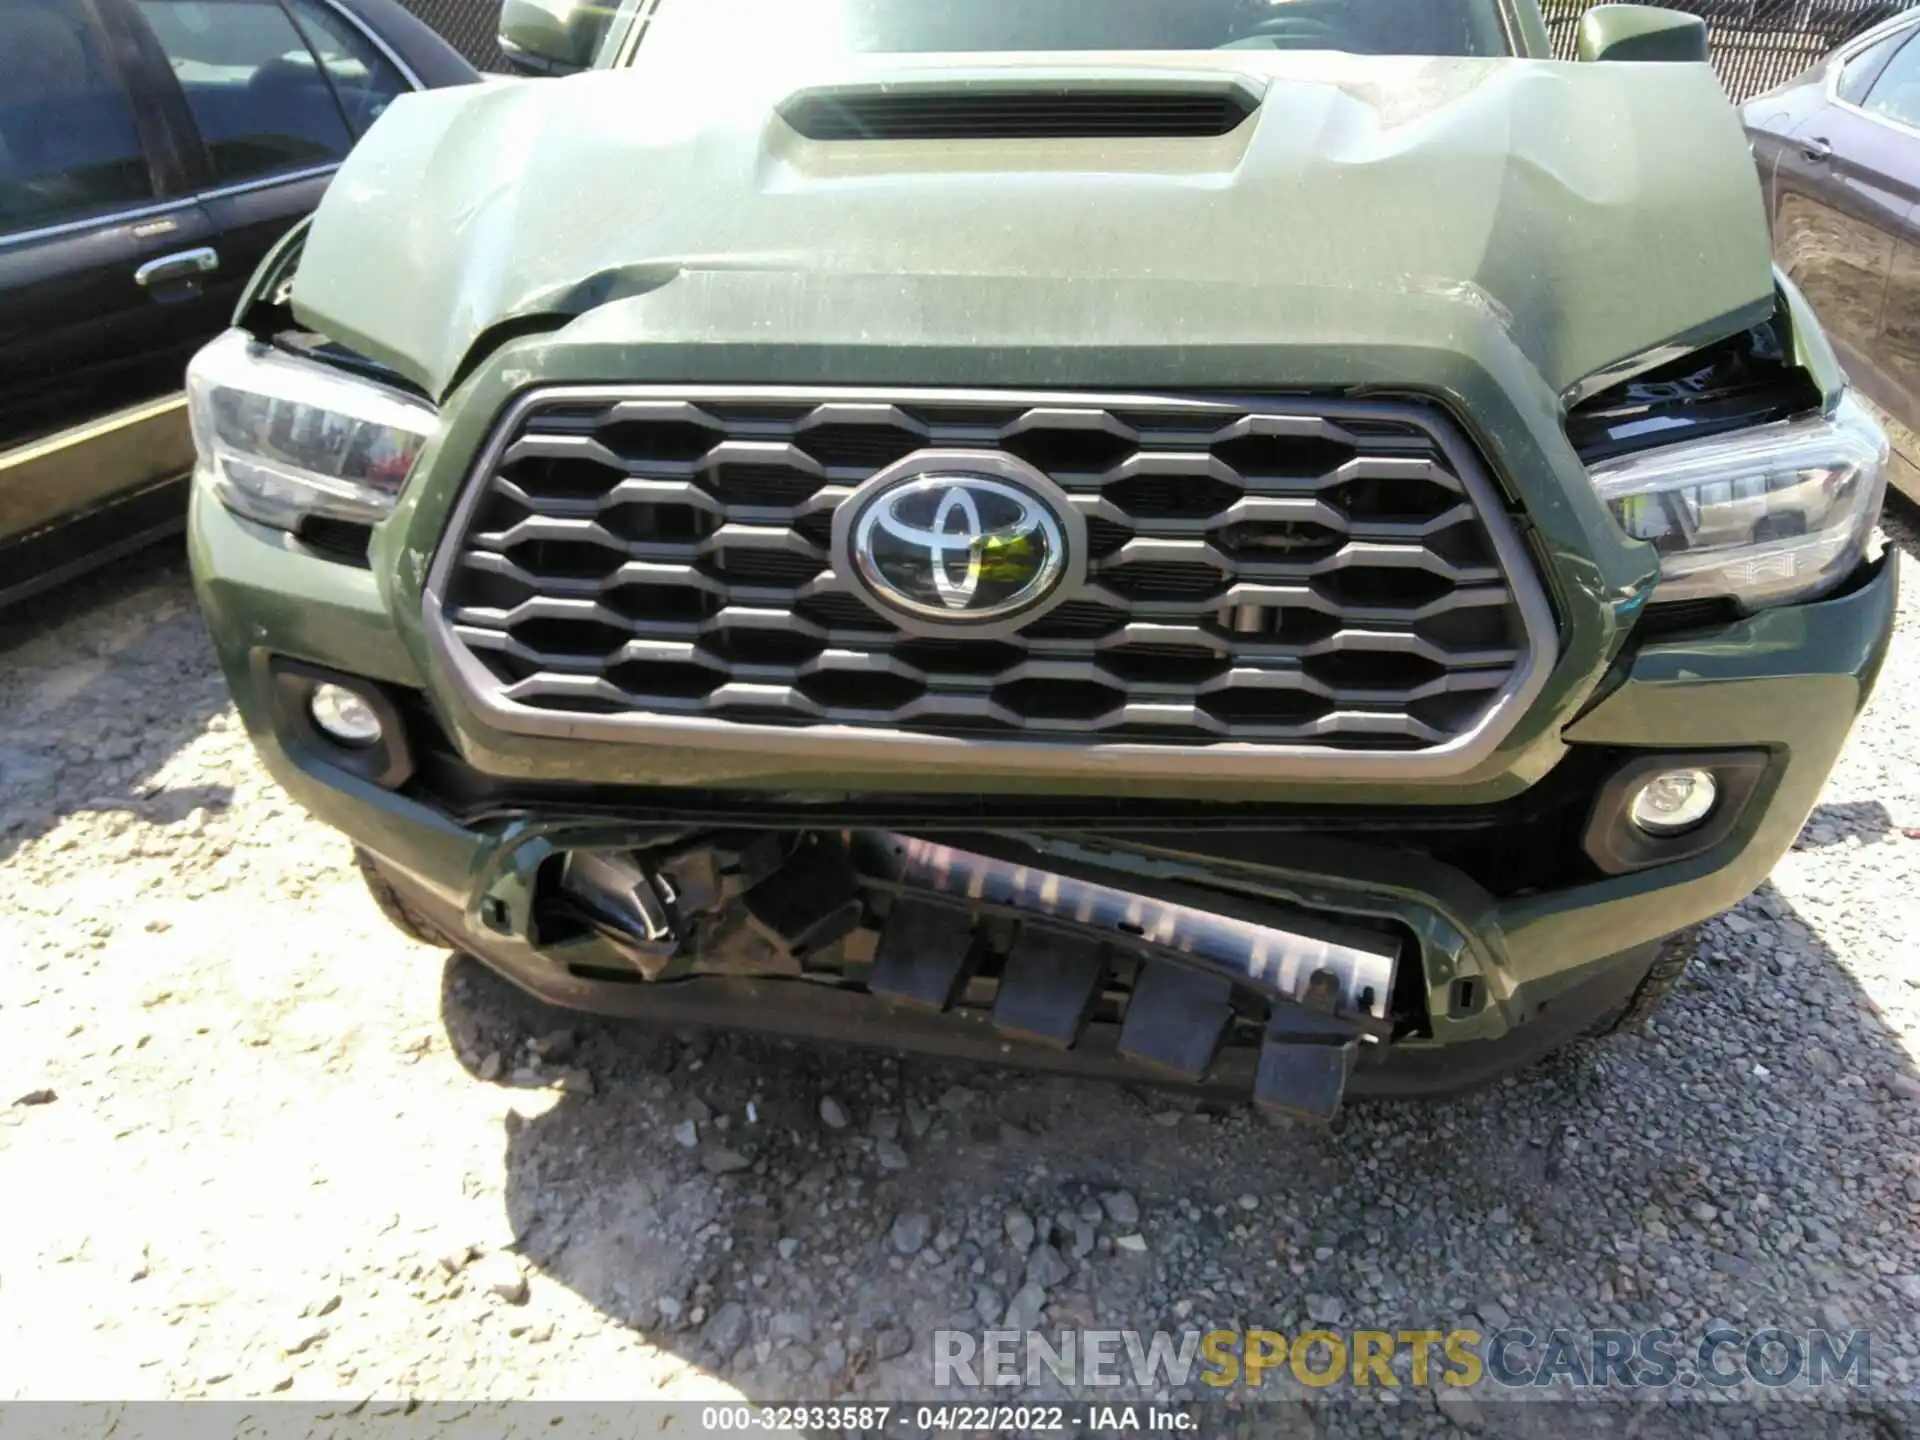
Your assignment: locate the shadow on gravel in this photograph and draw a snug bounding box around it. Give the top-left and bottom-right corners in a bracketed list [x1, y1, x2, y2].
[1799, 800, 1895, 846]
[0, 543, 233, 866]
[439, 870, 1920, 1432]
[1883, 492, 1920, 554]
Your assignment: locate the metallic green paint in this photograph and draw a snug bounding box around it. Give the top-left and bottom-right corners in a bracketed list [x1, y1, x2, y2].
[192, 27, 1903, 1070]
[1778, 267, 1849, 409]
[376, 318, 1617, 802]
[293, 55, 1773, 410]
[1508, 1, 1553, 58]
[188, 480, 1898, 1044]
[497, 0, 604, 72]
[271, 48, 1798, 802]
[269, 257, 1856, 806]
[1575, 5, 1710, 66]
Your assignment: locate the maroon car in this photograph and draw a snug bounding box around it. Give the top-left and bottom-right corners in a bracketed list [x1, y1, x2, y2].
[1745, 9, 1920, 500]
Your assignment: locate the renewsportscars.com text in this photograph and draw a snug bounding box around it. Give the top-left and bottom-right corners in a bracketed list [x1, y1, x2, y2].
[933, 1326, 1873, 1391]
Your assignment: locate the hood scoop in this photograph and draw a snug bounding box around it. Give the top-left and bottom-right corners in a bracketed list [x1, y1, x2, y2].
[778, 73, 1262, 141]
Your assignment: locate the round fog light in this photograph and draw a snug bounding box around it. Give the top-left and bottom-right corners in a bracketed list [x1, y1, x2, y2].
[308, 683, 384, 747]
[1628, 767, 1718, 836]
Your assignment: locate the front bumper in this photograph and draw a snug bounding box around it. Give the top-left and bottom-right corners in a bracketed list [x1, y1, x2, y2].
[189, 481, 1899, 1106]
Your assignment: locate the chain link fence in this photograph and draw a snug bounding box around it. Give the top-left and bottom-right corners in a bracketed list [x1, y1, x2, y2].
[397, 0, 507, 71]
[1541, 0, 1915, 98]
[399, 0, 1916, 100]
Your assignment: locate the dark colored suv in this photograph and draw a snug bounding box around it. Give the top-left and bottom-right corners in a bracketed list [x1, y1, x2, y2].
[0, 0, 476, 607]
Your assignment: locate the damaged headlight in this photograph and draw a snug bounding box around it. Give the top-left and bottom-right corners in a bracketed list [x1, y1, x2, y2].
[186, 328, 438, 532]
[1588, 394, 1887, 610]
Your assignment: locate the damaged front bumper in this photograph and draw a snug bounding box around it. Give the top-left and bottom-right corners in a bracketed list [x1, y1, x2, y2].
[189, 487, 1899, 1117]
[343, 813, 1671, 1118]
[550, 828, 1402, 1120]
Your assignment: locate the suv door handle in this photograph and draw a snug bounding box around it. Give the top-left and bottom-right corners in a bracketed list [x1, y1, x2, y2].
[1801, 136, 1833, 163]
[134, 246, 220, 289]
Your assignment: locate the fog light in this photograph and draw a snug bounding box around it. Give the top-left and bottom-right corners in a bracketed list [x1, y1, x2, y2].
[1628, 768, 1718, 836]
[308, 683, 384, 747]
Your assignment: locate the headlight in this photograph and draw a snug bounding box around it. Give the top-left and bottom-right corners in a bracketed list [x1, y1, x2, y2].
[1588, 394, 1887, 610]
[186, 328, 438, 532]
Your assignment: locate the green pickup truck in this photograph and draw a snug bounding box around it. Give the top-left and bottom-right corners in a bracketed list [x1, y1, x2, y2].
[185, 0, 1895, 1119]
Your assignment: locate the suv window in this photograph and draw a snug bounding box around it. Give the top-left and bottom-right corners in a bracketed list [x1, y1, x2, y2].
[136, 0, 353, 184]
[638, 0, 1510, 62]
[1865, 29, 1920, 129]
[0, 0, 154, 235]
[284, 0, 408, 136]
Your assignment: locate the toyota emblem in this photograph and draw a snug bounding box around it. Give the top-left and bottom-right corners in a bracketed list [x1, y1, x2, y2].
[835, 454, 1082, 632]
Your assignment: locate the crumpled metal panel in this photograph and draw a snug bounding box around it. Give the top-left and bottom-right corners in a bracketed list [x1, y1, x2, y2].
[291, 53, 1774, 407]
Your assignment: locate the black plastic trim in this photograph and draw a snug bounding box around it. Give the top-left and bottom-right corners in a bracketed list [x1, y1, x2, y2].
[1565, 305, 1822, 466]
[0, 476, 187, 610]
[1580, 749, 1772, 876]
[267, 658, 415, 790]
[293, 515, 375, 567]
[780, 79, 1261, 142]
[389, 862, 1661, 1101]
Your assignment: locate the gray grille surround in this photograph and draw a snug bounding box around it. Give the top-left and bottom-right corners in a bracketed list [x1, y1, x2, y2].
[423, 386, 1558, 783]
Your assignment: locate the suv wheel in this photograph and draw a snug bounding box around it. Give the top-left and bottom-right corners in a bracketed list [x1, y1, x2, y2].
[354, 847, 455, 949]
[1604, 927, 1700, 1035]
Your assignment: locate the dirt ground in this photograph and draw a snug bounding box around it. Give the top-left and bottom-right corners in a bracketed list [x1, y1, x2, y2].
[1, 528, 1917, 1434]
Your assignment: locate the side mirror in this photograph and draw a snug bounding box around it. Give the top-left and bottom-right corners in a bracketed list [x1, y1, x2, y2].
[1576, 4, 1710, 64]
[498, 0, 605, 76]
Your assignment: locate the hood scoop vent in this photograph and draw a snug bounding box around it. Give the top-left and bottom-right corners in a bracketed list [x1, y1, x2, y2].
[779, 75, 1261, 142]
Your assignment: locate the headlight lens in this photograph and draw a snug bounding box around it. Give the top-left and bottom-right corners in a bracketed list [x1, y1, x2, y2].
[1588, 394, 1887, 610]
[186, 328, 438, 532]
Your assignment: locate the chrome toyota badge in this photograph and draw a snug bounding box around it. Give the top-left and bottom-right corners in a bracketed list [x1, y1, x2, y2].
[834, 452, 1085, 633]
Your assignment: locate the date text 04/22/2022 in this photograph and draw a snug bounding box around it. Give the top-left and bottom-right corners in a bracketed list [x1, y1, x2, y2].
[697, 1405, 1195, 1431]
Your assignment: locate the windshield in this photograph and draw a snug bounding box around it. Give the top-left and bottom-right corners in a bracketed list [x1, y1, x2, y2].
[630, 0, 1513, 63]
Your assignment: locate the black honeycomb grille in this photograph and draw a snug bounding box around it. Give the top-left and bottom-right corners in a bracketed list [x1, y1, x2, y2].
[437, 391, 1543, 749]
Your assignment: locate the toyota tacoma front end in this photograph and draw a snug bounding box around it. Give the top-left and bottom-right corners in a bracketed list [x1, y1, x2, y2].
[186, 0, 1896, 1119]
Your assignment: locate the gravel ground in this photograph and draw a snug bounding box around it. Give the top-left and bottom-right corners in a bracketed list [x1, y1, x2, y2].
[1, 516, 1917, 1435]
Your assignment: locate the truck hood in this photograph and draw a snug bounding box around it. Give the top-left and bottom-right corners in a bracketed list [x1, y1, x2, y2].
[293, 51, 1774, 404]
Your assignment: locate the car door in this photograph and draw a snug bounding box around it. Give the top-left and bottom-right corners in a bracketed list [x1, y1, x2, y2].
[1839, 31, 1920, 497]
[1768, 24, 1920, 388]
[0, 0, 225, 553]
[1745, 27, 1900, 226]
[128, 0, 396, 327]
